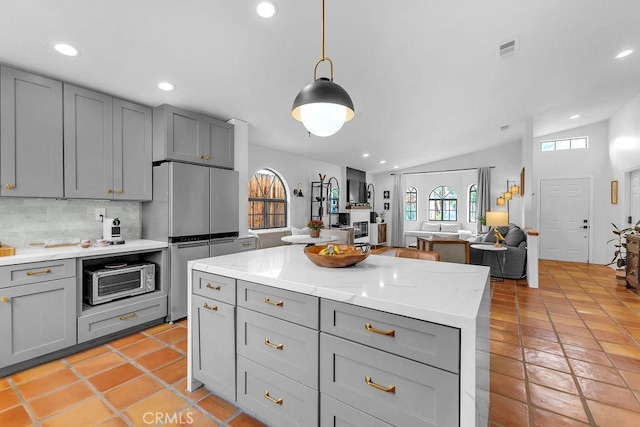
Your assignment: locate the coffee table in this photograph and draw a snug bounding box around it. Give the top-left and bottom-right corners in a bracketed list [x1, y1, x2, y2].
[471, 244, 507, 281]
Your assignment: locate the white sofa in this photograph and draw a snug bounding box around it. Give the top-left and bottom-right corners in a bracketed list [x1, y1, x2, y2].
[404, 222, 474, 247]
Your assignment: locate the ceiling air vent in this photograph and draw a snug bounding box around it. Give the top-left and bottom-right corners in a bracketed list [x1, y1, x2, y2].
[498, 38, 519, 59]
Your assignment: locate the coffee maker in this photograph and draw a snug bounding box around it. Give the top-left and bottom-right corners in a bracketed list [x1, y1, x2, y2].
[103, 217, 124, 244]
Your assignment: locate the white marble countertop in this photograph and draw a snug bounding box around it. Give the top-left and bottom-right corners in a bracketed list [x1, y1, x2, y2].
[190, 245, 490, 328]
[0, 239, 168, 266]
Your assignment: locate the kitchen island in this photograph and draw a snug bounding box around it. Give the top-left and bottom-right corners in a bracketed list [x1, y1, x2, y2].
[187, 245, 490, 426]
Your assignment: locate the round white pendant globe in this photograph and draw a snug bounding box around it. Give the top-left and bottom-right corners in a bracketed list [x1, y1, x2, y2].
[256, 2, 277, 18]
[299, 103, 347, 137]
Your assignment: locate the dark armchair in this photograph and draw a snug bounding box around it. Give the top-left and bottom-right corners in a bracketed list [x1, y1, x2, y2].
[470, 224, 527, 279]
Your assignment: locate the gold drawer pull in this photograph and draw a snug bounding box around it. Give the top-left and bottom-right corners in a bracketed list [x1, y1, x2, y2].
[119, 312, 136, 321]
[264, 297, 283, 307]
[365, 322, 395, 337]
[5, 184, 14, 190]
[204, 303, 218, 311]
[1, 296, 9, 303]
[204, 155, 211, 160]
[107, 189, 113, 194]
[264, 338, 284, 350]
[199, 154, 205, 159]
[365, 376, 396, 393]
[263, 390, 283, 405]
[116, 189, 123, 194]
[26, 268, 52, 276]
[206, 283, 221, 291]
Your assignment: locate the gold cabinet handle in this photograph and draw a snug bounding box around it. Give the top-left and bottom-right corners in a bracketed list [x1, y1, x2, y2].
[1, 296, 9, 303]
[206, 283, 221, 291]
[107, 189, 113, 194]
[26, 268, 52, 276]
[199, 154, 205, 159]
[119, 312, 136, 321]
[264, 297, 283, 307]
[365, 322, 395, 337]
[116, 189, 122, 194]
[204, 155, 211, 161]
[5, 184, 13, 190]
[203, 303, 218, 311]
[264, 338, 284, 350]
[365, 376, 396, 393]
[263, 390, 283, 405]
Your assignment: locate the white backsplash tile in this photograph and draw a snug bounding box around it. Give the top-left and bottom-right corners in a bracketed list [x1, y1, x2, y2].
[0, 198, 141, 248]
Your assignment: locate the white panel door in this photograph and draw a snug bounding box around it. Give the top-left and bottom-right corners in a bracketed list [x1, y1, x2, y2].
[631, 170, 640, 225]
[540, 178, 590, 262]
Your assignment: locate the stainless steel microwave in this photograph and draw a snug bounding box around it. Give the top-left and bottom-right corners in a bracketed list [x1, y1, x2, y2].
[83, 262, 155, 305]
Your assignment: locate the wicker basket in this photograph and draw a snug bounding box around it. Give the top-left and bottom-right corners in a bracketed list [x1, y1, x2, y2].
[0, 243, 16, 257]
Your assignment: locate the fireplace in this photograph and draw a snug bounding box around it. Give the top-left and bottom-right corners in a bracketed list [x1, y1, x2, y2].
[353, 221, 369, 240]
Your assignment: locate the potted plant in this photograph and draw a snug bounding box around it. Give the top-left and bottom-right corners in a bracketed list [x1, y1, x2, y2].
[379, 212, 386, 223]
[307, 219, 324, 238]
[608, 221, 640, 285]
[478, 215, 488, 233]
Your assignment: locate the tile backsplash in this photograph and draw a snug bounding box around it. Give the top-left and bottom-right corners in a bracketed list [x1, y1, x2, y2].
[0, 198, 141, 248]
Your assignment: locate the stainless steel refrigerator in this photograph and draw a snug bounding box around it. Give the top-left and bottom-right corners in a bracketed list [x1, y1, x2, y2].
[142, 161, 239, 321]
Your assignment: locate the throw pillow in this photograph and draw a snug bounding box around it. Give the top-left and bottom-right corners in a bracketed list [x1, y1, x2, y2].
[505, 228, 526, 247]
[291, 227, 310, 235]
[421, 222, 441, 232]
[440, 223, 461, 232]
[484, 227, 496, 243]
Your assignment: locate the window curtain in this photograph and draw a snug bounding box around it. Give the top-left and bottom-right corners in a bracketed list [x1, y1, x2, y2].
[390, 174, 405, 246]
[476, 167, 492, 234]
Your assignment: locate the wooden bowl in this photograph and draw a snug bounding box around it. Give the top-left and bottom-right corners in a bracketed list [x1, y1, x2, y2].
[303, 244, 369, 268]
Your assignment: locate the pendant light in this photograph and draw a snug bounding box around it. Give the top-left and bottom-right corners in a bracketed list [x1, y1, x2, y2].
[291, 0, 354, 137]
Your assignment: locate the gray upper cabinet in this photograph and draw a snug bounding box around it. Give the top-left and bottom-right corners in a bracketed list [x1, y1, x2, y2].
[153, 104, 234, 169]
[0, 66, 63, 198]
[64, 84, 152, 200]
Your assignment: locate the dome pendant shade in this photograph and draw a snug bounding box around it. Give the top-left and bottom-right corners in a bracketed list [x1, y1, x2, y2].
[292, 77, 355, 137]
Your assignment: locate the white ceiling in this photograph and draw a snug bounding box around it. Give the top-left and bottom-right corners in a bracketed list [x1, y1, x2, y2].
[1, 0, 639, 173]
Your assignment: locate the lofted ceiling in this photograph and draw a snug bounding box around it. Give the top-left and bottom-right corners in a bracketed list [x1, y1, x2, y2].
[1, 0, 639, 173]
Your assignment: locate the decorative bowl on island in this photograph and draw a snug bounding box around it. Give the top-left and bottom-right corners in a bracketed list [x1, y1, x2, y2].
[303, 244, 369, 268]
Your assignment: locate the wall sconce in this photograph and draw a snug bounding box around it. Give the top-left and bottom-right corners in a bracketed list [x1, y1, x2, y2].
[293, 182, 304, 197]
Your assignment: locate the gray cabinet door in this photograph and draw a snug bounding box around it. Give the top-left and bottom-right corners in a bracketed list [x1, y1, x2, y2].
[210, 168, 239, 235]
[113, 99, 152, 201]
[0, 66, 63, 198]
[203, 117, 234, 169]
[157, 105, 205, 164]
[192, 293, 236, 402]
[64, 84, 114, 199]
[0, 278, 76, 369]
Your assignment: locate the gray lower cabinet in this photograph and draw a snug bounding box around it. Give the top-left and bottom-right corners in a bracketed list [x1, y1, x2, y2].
[0, 261, 76, 369]
[0, 66, 63, 198]
[192, 293, 236, 402]
[320, 394, 391, 427]
[153, 104, 234, 169]
[64, 84, 152, 200]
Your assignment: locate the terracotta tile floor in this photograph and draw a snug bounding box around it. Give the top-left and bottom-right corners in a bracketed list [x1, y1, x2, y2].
[2, 259, 640, 426]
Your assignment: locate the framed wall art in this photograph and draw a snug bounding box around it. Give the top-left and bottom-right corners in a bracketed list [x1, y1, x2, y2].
[611, 180, 618, 204]
[383, 191, 390, 199]
[520, 167, 525, 196]
[383, 202, 389, 210]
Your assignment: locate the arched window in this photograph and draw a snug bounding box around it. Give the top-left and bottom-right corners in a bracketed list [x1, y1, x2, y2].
[469, 184, 477, 222]
[428, 186, 457, 221]
[248, 169, 287, 229]
[405, 186, 417, 221]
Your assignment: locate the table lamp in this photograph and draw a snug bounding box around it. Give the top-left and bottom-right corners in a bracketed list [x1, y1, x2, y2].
[485, 211, 509, 248]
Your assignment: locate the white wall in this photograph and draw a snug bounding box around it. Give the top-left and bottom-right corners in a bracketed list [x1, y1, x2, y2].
[532, 121, 610, 264]
[248, 143, 344, 229]
[371, 141, 523, 243]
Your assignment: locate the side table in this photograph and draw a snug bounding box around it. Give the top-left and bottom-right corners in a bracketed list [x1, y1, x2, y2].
[471, 244, 508, 281]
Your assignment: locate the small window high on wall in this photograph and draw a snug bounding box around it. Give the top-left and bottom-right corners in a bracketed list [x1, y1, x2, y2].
[429, 186, 457, 221]
[248, 169, 287, 229]
[405, 186, 417, 221]
[540, 137, 588, 152]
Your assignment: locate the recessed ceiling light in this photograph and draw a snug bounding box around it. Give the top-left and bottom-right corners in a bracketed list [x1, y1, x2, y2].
[616, 49, 633, 59]
[569, 114, 580, 120]
[362, 153, 369, 158]
[158, 82, 175, 91]
[393, 165, 399, 169]
[54, 43, 79, 57]
[256, 1, 278, 18]
[379, 160, 386, 164]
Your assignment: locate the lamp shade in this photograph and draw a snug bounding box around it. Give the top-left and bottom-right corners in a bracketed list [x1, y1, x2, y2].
[292, 77, 355, 137]
[510, 184, 520, 194]
[504, 191, 512, 201]
[485, 211, 509, 227]
[496, 195, 505, 206]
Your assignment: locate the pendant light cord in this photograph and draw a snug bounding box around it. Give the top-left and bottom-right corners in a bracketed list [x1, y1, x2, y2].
[314, 0, 334, 81]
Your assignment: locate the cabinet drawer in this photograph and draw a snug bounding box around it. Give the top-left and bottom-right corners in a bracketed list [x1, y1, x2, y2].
[237, 307, 319, 389]
[0, 259, 75, 289]
[237, 356, 318, 427]
[192, 271, 235, 304]
[321, 299, 460, 373]
[321, 394, 391, 427]
[78, 294, 167, 343]
[192, 294, 235, 402]
[238, 280, 319, 329]
[320, 333, 459, 427]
